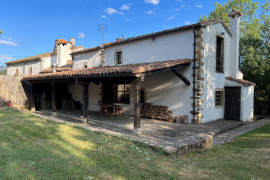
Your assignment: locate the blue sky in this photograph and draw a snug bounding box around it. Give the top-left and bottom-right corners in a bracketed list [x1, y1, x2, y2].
[0, 0, 268, 66]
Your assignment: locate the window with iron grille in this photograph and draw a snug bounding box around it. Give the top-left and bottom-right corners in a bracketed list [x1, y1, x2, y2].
[116, 51, 122, 64]
[215, 90, 224, 106]
[216, 36, 224, 73]
[116, 84, 130, 104]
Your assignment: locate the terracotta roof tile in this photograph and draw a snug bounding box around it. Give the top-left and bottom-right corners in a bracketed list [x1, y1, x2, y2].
[5, 52, 54, 65]
[40, 64, 72, 74]
[59, 39, 68, 45]
[225, 77, 256, 87]
[23, 59, 191, 80]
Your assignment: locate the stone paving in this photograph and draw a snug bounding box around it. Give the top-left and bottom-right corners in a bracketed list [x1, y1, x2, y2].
[213, 118, 270, 146]
[18, 108, 270, 155]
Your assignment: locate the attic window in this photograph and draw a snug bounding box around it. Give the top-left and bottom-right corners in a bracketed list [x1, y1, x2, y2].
[114, 49, 123, 64]
[29, 66, 32, 75]
[83, 62, 88, 69]
[216, 36, 224, 73]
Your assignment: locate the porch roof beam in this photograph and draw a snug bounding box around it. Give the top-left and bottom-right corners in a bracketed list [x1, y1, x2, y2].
[172, 69, 191, 85]
[143, 63, 190, 76]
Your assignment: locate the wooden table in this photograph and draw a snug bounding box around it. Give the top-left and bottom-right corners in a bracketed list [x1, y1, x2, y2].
[98, 104, 121, 117]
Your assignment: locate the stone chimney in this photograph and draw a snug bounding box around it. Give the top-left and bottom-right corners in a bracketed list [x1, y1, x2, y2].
[70, 38, 75, 48]
[53, 40, 59, 55]
[228, 10, 242, 79]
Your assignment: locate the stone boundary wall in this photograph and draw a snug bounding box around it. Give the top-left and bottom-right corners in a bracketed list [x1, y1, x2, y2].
[0, 75, 31, 109]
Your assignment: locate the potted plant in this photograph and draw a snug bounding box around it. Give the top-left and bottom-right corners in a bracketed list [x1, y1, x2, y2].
[5, 100, 12, 108]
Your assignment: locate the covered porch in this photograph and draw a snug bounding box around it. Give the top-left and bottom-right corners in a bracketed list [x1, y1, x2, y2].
[24, 59, 192, 134]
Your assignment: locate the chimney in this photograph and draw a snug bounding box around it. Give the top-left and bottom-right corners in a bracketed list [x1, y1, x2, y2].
[53, 40, 59, 55]
[70, 37, 75, 48]
[228, 10, 242, 79]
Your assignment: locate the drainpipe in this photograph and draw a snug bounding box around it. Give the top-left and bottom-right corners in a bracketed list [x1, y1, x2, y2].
[193, 28, 196, 124]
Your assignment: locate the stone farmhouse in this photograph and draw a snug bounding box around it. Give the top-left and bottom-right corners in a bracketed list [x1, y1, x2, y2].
[5, 10, 255, 134]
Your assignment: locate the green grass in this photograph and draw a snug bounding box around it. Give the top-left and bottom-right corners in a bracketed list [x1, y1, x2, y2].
[0, 107, 270, 180]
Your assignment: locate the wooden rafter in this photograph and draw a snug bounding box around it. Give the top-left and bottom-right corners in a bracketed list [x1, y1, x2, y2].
[172, 69, 190, 85]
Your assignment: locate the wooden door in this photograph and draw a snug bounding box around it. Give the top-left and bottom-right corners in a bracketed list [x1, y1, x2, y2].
[224, 87, 241, 120]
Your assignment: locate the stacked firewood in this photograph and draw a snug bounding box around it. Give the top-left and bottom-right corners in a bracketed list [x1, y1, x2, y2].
[140, 103, 175, 122]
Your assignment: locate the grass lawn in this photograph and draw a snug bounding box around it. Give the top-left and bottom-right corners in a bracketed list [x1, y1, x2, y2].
[0, 107, 270, 180]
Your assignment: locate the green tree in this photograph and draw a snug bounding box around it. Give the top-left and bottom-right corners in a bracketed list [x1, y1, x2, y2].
[0, 30, 2, 34]
[0, 66, 7, 75]
[199, 0, 261, 38]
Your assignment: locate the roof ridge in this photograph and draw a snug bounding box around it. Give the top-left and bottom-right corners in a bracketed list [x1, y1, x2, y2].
[5, 52, 54, 65]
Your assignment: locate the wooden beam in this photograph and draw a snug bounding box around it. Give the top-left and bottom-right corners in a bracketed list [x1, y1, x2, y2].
[131, 74, 145, 135]
[92, 81, 100, 85]
[30, 82, 35, 112]
[172, 69, 191, 85]
[82, 82, 90, 124]
[143, 63, 190, 76]
[51, 82, 57, 116]
[31, 80, 75, 84]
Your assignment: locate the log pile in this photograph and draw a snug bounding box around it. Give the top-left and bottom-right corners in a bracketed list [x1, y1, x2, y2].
[140, 103, 175, 122]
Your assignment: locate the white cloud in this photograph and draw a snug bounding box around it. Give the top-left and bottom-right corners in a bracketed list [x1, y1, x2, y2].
[126, 18, 131, 21]
[168, 15, 176, 20]
[0, 40, 18, 46]
[181, 5, 186, 7]
[0, 54, 14, 63]
[197, 5, 203, 8]
[105, 7, 117, 15]
[145, 0, 160, 5]
[101, 15, 106, 18]
[176, 8, 179, 11]
[119, 11, 124, 15]
[145, 10, 155, 15]
[121, 4, 130, 10]
[184, 21, 192, 25]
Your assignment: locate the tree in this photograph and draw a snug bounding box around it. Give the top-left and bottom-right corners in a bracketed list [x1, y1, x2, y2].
[0, 66, 7, 75]
[199, 0, 270, 115]
[199, 0, 262, 38]
[0, 30, 2, 34]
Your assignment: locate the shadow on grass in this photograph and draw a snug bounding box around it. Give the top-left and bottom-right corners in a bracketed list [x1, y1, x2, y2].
[0, 108, 176, 180]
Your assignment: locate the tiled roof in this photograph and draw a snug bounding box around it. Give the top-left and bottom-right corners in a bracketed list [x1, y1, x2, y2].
[59, 39, 68, 45]
[6, 52, 54, 65]
[39, 64, 73, 74]
[72, 19, 231, 55]
[225, 77, 256, 87]
[23, 59, 191, 80]
[228, 10, 243, 17]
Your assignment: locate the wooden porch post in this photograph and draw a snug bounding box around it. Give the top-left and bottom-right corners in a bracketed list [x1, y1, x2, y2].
[132, 74, 145, 135]
[51, 82, 57, 116]
[30, 82, 35, 112]
[82, 82, 90, 124]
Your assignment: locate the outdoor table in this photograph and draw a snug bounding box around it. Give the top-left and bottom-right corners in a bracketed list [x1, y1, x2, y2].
[97, 104, 121, 117]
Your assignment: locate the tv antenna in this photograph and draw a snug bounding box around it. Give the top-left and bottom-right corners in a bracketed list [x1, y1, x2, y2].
[100, 26, 105, 45]
[79, 33, 85, 46]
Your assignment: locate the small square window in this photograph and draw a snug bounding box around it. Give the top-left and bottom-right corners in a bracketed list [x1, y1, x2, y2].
[83, 62, 88, 69]
[215, 90, 224, 106]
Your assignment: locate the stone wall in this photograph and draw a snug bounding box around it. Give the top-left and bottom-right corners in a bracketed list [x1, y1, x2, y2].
[0, 75, 31, 109]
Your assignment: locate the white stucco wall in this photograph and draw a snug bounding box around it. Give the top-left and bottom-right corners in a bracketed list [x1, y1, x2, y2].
[58, 43, 72, 67]
[24, 61, 41, 75]
[42, 55, 57, 70]
[68, 83, 101, 111]
[73, 50, 102, 69]
[201, 23, 232, 123]
[104, 31, 194, 65]
[7, 63, 24, 75]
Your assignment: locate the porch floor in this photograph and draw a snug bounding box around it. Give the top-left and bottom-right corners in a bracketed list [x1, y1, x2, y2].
[35, 109, 244, 142]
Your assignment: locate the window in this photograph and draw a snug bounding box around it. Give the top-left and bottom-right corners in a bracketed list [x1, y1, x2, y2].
[216, 36, 224, 73]
[114, 49, 123, 64]
[141, 89, 147, 104]
[83, 62, 88, 69]
[29, 66, 32, 75]
[215, 90, 224, 106]
[117, 84, 130, 104]
[16, 68, 18, 74]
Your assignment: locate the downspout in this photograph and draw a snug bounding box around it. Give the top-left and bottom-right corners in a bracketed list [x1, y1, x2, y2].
[193, 28, 196, 124]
